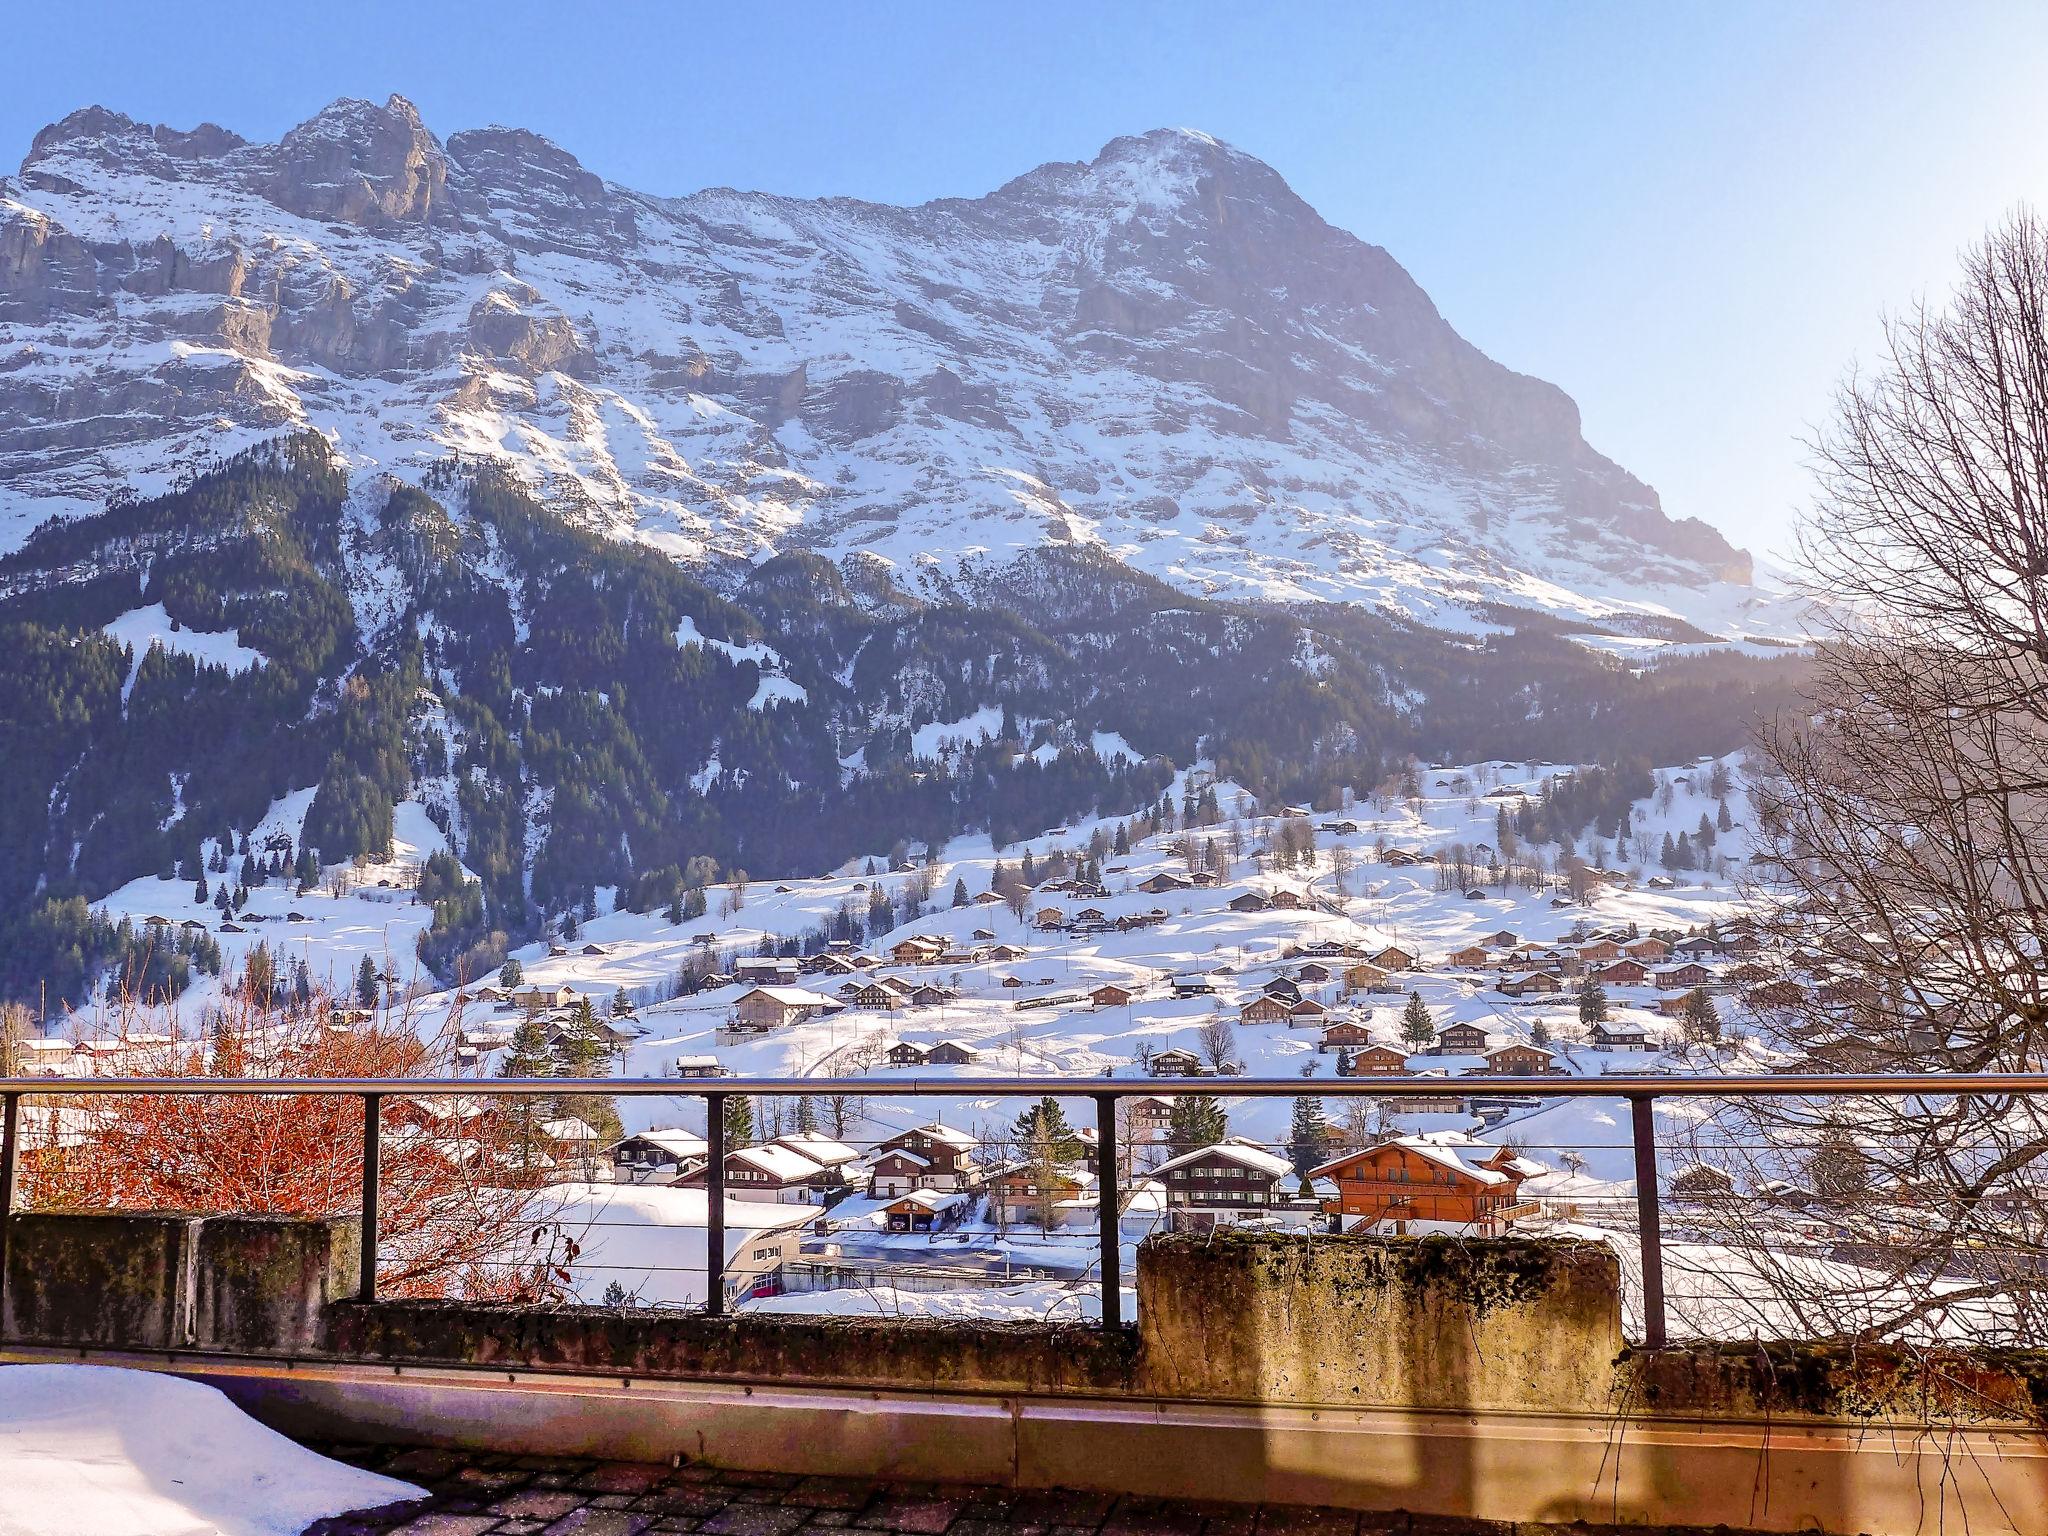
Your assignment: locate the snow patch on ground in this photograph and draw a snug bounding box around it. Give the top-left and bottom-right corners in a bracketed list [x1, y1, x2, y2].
[102, 603, 262, 702]
[0, 1364, 421, 1536]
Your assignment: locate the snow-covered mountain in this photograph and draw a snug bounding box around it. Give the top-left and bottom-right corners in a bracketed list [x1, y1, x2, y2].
[1, 95, 1786, 637]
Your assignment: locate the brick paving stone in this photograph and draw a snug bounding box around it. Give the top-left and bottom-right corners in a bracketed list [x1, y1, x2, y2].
[1102, 1495, 1210, 1536]
[384, 1450, 474, 1482]
[540, 1511, 656, 1536]
[496, 1491, 591, 1520]
[386, 1517, 502, 1536]
[788, 1475, 879, 1511]
[579, 1463, 670, 1495]
[854, 1495, 963, 1534]
[635, 1485, 734, 1519]
[803, 1512, 858, 1528]
[1256, 1510, 1359, 1536]
[1011, 1492, 1120, 1528]
[697, 1502, 813, 1536]
[498, 1522, 552, 1536]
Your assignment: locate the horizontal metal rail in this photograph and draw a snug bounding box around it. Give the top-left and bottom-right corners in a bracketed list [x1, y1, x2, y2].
[4, 1070, 2043, 1347]
[2, 1072, 2038, 1098]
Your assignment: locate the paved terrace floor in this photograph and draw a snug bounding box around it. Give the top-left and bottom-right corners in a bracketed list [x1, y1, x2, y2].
[295, 1443, 1667, 1536]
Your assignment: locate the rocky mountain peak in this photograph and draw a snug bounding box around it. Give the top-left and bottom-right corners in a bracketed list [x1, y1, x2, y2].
[270, 93, 451, 226]
[0, 98, 1775, 633]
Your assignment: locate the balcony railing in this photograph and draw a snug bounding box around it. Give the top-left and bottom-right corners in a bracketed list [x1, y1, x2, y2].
[6, 1069, 2047, 1347]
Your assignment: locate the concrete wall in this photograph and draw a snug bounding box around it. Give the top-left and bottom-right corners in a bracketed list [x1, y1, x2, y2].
[3, 1211, 355, 1354]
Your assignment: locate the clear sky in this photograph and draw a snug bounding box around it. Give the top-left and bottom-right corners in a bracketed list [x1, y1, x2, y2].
[8, 1, 2047, 560]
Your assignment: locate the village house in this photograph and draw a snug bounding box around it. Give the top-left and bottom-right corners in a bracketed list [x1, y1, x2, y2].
[925, 1040, 978, 1065]
[989, 1163, 1097, 1229]
[866, 1123, 982, 1197]
[1481, 929, 1520, 949]
[1339, 1043, 1411, 1076]
[731, 985, 833, 1031]
[672, 1054, 729, 1078]
[1152, 1138, 1298, 1227]
[877, 1189, 968, 1234]
[1288, 998, 1329, 1024]
[1169, 974, 1218, 997]
[890, 937, 947, 966]
[1312, 1132, 1544, 1236]
[1146, 1047, 1205, 1077]
[1480, 1043, 1559, 1076]
[1227, 892, 1271, 914]
[852, 977, 913, 1010]
[1090, 983, 1136, 1009]
[1589, 1020, 1652, 1051]
[1320, 1019, 1376, 1052]
[685, 1142, 830, 1204]
[1295, 961, 1333, 983]
[1239, 995, 1293, 1026]
[606, 1128, 709, 1184]
[1035, 907, 1066, 929]
[1433, 1021, 1491, 1055]
[1372, 945, 1419, 972]
[1576, 940, 1623, 965]
[1497, 972, 1565, 999]
[1591, 959, 1649, 987]
[1654, 962, 1714, 990]
[1444, 945, 1492, 969]
[886, 1041, 929, 1067]
[1343, 961, 1391, 993]
[1624, 937, 1671, 963]
[1270, 889, 1306, 911]
[733, 956, 801, 984]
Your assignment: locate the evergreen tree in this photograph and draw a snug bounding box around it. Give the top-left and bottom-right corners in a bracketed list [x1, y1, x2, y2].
[1287, 1095, 1330, 1182]
[1166, 1093, 1229, 1156]
[794, 1095, 818, 1134]
[1577, 977, 1609, 1026]
[1530, 1017, 1551, 1047]
[355, 955, 379, 1009]
[1716, 799, 1734, 833]
[1399, 990, 1435, 1047]
[951, 877, 969, 909]
[1113, 822, 1130, 857]
[1012, 1096, 1083, 1160]
[1681, 987, 1721, 1044]
[193, 873, 209, 905]
[722, 1094, 755, 1149]
[499, 957, 524, 988]
[501, 1014, 553, 1078]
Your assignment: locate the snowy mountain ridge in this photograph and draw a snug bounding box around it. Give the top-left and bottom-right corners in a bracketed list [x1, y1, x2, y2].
[1, 95, 1790, 639]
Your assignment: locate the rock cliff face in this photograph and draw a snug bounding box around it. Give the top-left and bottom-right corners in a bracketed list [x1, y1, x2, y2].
[0, 95, 1763, 630]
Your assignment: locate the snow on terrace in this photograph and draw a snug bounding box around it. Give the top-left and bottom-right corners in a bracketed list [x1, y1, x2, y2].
[101, 602, 262, 701]
[0, 1364, 421, 1536]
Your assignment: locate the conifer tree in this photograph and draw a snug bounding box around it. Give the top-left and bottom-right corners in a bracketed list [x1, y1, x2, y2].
[1287, 1095, 1330, 1182]
[1577, 977, 1608, 1025]
[355, 956, 379, 1009]
[1166, 1093, 1229, 1156]
[722, 1094, 755, 1149]
[1399, 990, 1435, 1047]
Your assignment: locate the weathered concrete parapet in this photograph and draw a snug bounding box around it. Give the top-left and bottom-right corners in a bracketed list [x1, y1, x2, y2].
[1622, 1339, 2048, 1428]
[3, 1211, 357, 1354]
[1135, 1231, 1624, 1413]
[325, 1301, 1139, 1397]
[3, 1212, 190, 1350]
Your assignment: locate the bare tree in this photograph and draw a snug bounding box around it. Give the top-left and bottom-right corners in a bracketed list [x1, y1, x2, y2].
[1197, 1016, 1237, 1074]
[1706, 210, 2048, 1343]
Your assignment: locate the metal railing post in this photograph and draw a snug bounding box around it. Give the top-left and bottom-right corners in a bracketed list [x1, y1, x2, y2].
[1629, 1093, 1667, 1348]
[359, 1093, 381, 1304]
[0, 1092, 18, 1336]
[1094, 1091, 1122, 1330]
[704, 1091, 727, 1316]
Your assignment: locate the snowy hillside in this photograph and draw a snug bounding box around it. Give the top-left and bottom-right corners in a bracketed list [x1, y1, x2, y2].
[0, 96, 1797, 640]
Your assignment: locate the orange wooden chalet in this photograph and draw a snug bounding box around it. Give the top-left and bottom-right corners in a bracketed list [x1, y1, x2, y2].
[1311, 1132, 1545, 1236]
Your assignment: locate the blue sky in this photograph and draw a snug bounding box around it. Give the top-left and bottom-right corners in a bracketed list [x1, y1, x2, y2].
[8, 1, 2048, 558]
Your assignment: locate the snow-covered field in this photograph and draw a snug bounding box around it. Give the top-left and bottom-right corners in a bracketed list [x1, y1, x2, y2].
[0, 1365, 420, 1536]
